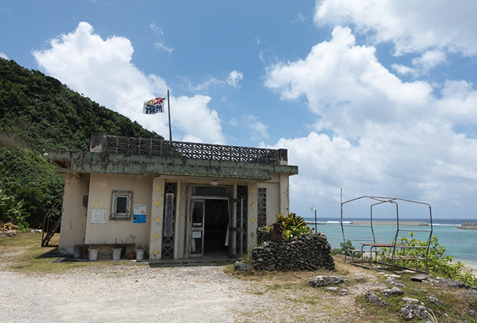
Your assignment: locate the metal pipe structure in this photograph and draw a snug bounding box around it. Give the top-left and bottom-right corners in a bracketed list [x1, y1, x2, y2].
[311, 207, 317, 232]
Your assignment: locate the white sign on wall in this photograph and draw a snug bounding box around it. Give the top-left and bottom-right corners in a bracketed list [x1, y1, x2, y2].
[91, 209, 107, 224]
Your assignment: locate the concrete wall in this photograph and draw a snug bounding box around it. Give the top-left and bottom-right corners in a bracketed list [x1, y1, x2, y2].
[148, 178, 165, 260]
[59, 171, 292, 258]
[258, 173, 289, 227]
[59, 173, 90, 254]
[84, 173, 153, 247]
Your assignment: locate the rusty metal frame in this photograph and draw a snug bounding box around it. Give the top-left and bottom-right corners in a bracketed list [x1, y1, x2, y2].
[340, 196, 433, 273]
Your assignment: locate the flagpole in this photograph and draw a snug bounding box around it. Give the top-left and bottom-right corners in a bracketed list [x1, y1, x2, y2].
[167, 89, 172, 141]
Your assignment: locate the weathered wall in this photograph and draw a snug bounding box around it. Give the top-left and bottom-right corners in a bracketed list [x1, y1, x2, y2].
[59, 173, 90, 254]
[252, 233, 335, 271]
[84, 173, 153, 247]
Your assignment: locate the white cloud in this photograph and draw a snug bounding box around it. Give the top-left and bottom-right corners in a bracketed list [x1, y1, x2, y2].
[184, 70, 244, 93]
[32, 22, 224, 144]
[154, 42, 174, 54]
[185, 76, 223, 93]
[265, 25, 477, 217]
[0, 52, 8, 59]
[172, 95, 225, 144]
[245, 115, 269, 140]
[150, 23, 174, 54]
[265, 26, 433, 138]
[391, 63, 416, 76]
[291, 13, 306, 24]
[411, 49, 446, 73]
[314, 0, 477, 56]
[227, 70, 243, 88]
[391, 50, 446, 77]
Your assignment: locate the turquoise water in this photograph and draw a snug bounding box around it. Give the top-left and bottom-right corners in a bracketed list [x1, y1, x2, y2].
[308, 222, 477, 267]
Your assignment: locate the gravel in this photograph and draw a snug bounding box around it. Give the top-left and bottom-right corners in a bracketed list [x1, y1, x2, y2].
[0, 263, 265, 323]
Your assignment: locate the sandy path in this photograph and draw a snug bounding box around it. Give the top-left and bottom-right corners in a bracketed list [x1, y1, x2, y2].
[0, 264, 262, 323]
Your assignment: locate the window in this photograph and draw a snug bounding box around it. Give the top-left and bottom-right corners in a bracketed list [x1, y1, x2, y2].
[258, 188, 267, 227]
[110, 190, 133, 220]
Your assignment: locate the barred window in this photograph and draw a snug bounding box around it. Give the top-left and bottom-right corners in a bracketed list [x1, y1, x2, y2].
[258, 188, 267, 227]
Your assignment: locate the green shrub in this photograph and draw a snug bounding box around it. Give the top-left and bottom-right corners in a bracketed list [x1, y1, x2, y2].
[273, 212, 312, 241]
[332, 240, 356, 256]
[382, 233, 477, 287]
[0, 188, 30, 230]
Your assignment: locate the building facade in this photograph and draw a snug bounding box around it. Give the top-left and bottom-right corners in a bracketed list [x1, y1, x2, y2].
[49, 134, 298, 260]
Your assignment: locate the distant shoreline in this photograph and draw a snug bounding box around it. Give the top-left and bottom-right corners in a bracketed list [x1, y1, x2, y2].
[457, 222, 477, 230]
[349, 221, 429, 226]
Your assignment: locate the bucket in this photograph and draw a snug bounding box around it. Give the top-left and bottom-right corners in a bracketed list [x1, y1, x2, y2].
[73, 246, 83, 258]
[112, 248, 122, 260]
[88, 248, 98, 261]
[135, 249, 145, 260]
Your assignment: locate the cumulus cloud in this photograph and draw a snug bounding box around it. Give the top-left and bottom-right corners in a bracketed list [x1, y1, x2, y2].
[33, 22, 224, 143]
[265, 25, 477, 217]
[172, 95, 225, 143]
[265, 26, 433, 137]
[0, 52, 8, 59]
[314, 0, 477, 56]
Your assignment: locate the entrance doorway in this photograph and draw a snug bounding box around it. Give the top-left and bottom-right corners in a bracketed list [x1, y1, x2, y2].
[204, 199, 228, 254]
[189, 198, 230, 257]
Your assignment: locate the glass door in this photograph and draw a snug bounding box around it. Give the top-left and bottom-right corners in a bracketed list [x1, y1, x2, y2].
[190, 200, 204, 257]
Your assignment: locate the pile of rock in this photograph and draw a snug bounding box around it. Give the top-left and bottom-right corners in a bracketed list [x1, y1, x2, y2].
[251, 233, 335, 271]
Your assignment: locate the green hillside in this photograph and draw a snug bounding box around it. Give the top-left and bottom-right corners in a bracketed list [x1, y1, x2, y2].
[0, 58, 163, 229]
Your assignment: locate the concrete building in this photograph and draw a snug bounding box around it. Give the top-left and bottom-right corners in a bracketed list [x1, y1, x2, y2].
[48, 134, 298, 260]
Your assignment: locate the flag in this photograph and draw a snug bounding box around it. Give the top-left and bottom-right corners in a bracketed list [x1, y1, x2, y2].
[143, 96, 166, 114]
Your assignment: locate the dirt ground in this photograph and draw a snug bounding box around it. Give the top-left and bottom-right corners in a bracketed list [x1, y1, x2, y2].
[0, 252, 384, 323]
[0, 262, 262, 323]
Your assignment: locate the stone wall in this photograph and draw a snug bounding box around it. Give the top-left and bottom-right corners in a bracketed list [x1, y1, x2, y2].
[251, 233, 335, 271]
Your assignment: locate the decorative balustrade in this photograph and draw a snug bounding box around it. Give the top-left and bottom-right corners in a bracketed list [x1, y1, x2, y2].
[98, 135, 285, 165]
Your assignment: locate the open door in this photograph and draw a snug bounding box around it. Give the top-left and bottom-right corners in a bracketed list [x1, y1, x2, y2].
[227, 198, 245, 258]
[190, 200, 204, 257]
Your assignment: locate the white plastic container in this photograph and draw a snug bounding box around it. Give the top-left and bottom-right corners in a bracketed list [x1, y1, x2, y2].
[112, 248, 122, 260]
[135, 249, 145, 260]
[73, 246, 82, 258]
[88, 248, 98, 261]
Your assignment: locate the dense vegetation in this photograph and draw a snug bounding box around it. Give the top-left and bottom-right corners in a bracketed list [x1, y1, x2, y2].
[0, 58, 163, 229]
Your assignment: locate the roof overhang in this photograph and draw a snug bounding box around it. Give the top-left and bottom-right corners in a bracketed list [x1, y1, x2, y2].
[48, 151, 298, 181]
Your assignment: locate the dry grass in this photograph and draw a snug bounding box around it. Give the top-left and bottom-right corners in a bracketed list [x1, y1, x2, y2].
[0, 232, 130, 274]
[226, 257, 379, 322]
[226, 256, 477, 322]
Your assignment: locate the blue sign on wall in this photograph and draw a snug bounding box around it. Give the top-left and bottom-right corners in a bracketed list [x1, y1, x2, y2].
[133, 204, 147, 223]
[133, 214, 146, 223]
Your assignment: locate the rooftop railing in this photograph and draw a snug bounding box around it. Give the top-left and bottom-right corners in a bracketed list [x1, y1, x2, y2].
[91, 134, 287, 165]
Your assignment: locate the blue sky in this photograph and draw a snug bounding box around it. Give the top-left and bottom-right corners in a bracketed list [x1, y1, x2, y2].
[2, 0, 477, 220]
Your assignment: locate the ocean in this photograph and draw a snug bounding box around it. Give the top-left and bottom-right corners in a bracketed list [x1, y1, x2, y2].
[305, 217, 477, 268]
